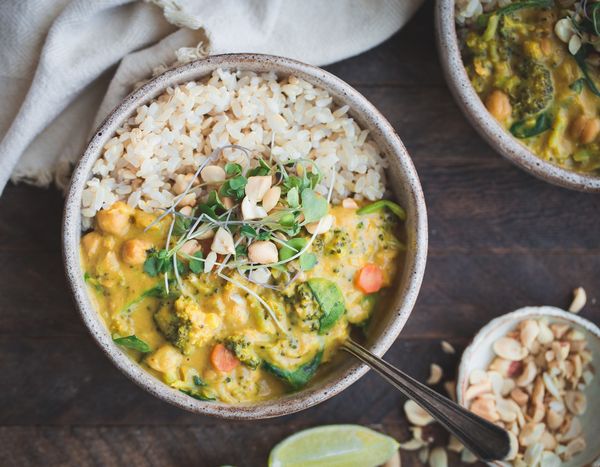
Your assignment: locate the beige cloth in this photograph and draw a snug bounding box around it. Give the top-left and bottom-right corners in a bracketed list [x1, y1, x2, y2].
[0, 0, 423, 193]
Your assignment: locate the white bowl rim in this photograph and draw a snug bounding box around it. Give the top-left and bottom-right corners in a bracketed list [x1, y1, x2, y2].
[435, 0, 600, 192]
[62, 53, 429, 419]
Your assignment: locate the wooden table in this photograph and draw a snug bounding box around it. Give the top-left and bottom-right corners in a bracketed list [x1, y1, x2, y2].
[1, 3, 598, 465]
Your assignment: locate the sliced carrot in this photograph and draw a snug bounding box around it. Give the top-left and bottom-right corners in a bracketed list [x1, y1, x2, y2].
[355, 264, 384, 294]
[210, 343, 239, 373]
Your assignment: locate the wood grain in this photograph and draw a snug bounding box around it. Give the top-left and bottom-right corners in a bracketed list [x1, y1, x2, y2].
[1, 2, 599, 466]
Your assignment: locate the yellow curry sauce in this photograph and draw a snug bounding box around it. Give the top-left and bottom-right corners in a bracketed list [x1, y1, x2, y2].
[461, 1, 600, 173]
[81, 202, 403, 403]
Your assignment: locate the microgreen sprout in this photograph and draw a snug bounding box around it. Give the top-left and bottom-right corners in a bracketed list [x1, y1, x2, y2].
[143, 144, 336, 333]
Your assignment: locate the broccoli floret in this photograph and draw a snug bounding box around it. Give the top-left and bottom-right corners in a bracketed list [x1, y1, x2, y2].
[153, 296, 220, 355]
[511, 61, 554, 118]
[224, 335, 261, 369]
[292, 279, 345, 334]
[325, 229, 351, 256]
[154, 304, 191, 354]
[292, 282, 322, 331]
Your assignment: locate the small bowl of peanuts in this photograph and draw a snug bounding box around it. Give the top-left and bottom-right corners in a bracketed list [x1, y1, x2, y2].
[457, 306, 599, 466]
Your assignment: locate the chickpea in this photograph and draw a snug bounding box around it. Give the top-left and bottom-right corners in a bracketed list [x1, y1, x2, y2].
[570, 115, 600, 144]
[540, 37, 552, 56]
[485, 90, 512, 122]
[146, 345, 183, 374]
[81, 231, 102, 257]
[96, 201, 133, 236]
[121, 238, 152, 265]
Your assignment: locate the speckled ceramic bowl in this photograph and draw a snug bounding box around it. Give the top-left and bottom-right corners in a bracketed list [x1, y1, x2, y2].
[435, 0, 600, 192]
[63, 54, 428, 419]
[457, 307, 600, 466]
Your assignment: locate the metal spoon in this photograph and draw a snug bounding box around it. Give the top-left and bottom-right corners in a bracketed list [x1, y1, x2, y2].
[342, 339, 511, 462]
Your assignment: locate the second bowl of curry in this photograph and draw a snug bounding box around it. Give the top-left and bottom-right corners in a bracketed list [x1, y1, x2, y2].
[437, 0, 600, 191]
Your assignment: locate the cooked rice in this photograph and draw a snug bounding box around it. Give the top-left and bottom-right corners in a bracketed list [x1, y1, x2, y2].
[81, 68, 388, 228]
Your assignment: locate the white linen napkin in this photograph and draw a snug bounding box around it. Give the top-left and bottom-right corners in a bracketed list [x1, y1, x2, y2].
[0, 0, 423, 194]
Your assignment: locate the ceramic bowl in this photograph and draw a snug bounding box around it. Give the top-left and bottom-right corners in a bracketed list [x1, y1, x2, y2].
[435, 0, 600, 192]
[457, 306, 600, 466]
[63, 54, 428, 419]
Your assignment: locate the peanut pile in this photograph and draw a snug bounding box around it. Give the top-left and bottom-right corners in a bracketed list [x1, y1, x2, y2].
[465, 318, 594, 466]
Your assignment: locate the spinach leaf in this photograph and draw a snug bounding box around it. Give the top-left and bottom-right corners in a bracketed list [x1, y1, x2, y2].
[113, 335, 151, 353]
[510, 112, 553, 138]
[574, 47, 600, 97]
[263, 350, 323, 389]
[307, 278, 346, 334]
[357, 200, 406, 220]
[301, 188, 328, 223]
[179, 389, 216, 401]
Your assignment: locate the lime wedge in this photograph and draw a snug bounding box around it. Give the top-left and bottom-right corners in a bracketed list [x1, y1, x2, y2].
[268, 424, 399, 467]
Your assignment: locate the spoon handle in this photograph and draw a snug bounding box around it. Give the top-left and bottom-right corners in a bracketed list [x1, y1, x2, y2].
[342, 339, 511, 462]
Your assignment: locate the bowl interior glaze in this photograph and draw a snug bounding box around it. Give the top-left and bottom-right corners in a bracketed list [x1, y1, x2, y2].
[63, 54, 428, 419]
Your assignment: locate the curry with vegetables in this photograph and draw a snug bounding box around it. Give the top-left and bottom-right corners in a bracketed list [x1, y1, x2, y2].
[81, 153, 405, 403]
[459, 0, 600, 173]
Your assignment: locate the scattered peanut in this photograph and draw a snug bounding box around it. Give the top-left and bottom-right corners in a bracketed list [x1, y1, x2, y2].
[568, 287, 586, 313]
[426, 364, 443, 385]
[210, 227, 235, 255]
[200, 165, 226, 183]
[247, 241, 278, 264]
[262, 186, 281, 213]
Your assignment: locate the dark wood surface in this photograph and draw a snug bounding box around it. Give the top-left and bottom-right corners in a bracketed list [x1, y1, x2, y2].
[1, 3, 599, 466]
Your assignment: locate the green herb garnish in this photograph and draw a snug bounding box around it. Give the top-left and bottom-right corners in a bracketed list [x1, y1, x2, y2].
[84, 272, 104, 293]
[476, 0, 552, 28]
[188, 251, 204, 274]
[301, 188, 328, 223]
[113, 335, 152, 353]
[357, 200, 406, 220]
